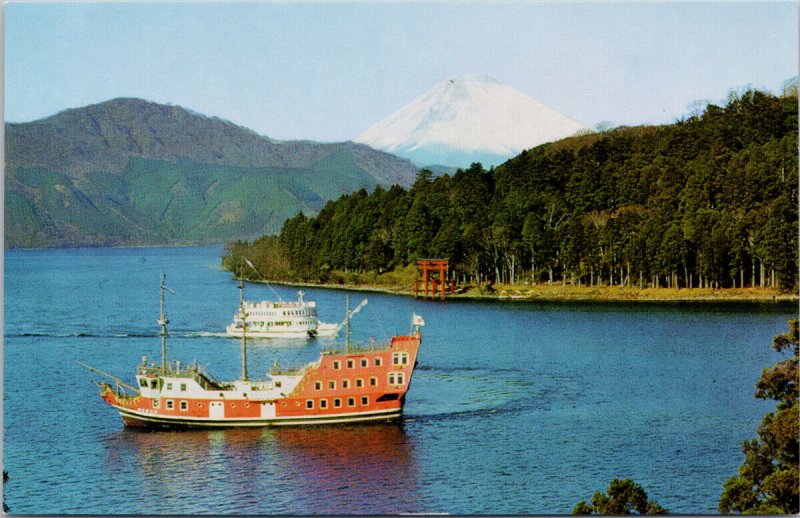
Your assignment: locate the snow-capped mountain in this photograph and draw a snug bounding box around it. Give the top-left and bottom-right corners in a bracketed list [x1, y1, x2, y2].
[354, 76, 587, 168]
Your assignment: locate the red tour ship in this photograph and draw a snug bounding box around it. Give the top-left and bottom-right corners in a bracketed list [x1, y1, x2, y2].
[83, 274, 424, 427]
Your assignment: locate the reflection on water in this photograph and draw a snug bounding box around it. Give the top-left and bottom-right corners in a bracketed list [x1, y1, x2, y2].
[271, 424, 421, 513]
[104, 424, 420, 514]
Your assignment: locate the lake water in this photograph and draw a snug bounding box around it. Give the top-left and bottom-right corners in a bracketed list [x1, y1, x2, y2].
[3, 246, 795, 514]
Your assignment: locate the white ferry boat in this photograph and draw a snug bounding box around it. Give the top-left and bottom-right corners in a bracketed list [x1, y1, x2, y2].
[226, 291, 320, 338]
[225, 289, 367, 339]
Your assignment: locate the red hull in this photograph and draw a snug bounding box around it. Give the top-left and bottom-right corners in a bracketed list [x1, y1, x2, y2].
[101, 334, 421, 428]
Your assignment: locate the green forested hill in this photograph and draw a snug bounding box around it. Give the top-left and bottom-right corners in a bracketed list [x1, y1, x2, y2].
[5, 98, 418, 248]
[226, 89, 798, 291]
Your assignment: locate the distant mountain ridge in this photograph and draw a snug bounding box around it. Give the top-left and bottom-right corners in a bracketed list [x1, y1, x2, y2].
[354, 76, 587, 168]
[5, 98, 419, 248]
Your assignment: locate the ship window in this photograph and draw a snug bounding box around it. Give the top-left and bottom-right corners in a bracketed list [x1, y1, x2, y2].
[166, 400, 174, 409]
[150, 379, 158, 389]
[328, 380, 336, 390]
[388, 373, 396, 385]
[334, 398, 341, 408]
[342, 379, 349, 389]
[360, 358, 368, 368]
[347, 397, 355, 407]
[397, 373, 405, 385]
[139, 379, 147, 387]
[333, 361, 341, 370]
[166, 383, 173, 390]
[306, 400, 314, 409]
[180, 383, 187, 391]
[375, 357, 382, 367]
[275, 381, 282, 388]
[314, 381, 322, 391]
[392, 353, 409, 365]
[347, 359, 354, 369]
[153, 399, 160, 408]
[370, 377, 377, 386]
[361, 396, 369, 405]
[356, 378, 364, 388]
[320, 399, 328, 409]
[180, 401, 188, 411]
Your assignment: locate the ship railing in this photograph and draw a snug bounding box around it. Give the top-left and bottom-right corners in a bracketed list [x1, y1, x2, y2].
[269, 363, 310, 376]
[245, 300, 308, 309]
[322, 338, 392, 355]
[269, 366, 304, 376]
[114, 390, 139, 402]
[137, 364, 228, 390]
[102, 381, 137, 400]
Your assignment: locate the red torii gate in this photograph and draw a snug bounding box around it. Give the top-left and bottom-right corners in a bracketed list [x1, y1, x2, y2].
[414, 258, 455, 300]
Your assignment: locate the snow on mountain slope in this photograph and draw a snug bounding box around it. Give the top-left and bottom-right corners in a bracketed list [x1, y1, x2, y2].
[354, 76, 587, 168]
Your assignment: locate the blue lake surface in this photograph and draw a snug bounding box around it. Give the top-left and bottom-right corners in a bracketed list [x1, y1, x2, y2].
[3, 246, 795, 514]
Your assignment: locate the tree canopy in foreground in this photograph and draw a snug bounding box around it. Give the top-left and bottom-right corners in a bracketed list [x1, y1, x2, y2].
[718, 320, 799, 514]
[572, 478, 667, 514]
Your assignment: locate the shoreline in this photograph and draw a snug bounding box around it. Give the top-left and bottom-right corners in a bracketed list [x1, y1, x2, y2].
[252, 279, 799, 304]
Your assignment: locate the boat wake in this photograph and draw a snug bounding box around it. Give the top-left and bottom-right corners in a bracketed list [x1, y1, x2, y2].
[404, 364, 536, 422]
[416, 364, 526, 374]
[182, 331, 230, 338]
[405, 404, 516, 423]
[8, 332, 156, 338]
[8, 331, 230, 339]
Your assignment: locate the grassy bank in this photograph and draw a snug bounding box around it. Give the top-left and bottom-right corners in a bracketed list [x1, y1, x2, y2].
[257, 268, 797, 303]
[465, 284, 796, 302]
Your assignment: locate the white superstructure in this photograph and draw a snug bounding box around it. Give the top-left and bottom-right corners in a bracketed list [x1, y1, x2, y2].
[226, 291, 326, 338]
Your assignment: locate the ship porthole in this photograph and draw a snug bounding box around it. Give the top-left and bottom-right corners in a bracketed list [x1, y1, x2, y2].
[230, 403, 236, 408]
[245, 403, 250, 408]
[197, 402, 203, 408]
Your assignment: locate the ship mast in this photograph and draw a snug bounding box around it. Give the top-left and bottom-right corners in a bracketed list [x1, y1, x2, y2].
[345, 294, 350, 352]
[238, 260, 249, 381]
[239, 273, 244, 307]
[158, 273, 174, 372]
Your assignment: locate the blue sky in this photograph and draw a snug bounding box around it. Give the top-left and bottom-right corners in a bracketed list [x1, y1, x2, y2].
[4, 1, 797, 141]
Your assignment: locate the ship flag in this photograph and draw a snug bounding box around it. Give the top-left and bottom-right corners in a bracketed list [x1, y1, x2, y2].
[412, 313, 425, 326]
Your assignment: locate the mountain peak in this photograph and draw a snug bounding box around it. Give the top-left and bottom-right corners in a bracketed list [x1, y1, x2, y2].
[446, 75, 501, 87]
[5, 97, 421, 248]
[354, 77, 586, 168]
[6, 96, 421, 187]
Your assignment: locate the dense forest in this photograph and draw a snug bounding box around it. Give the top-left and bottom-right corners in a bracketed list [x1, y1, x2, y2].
[224, 88, 798, 291]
